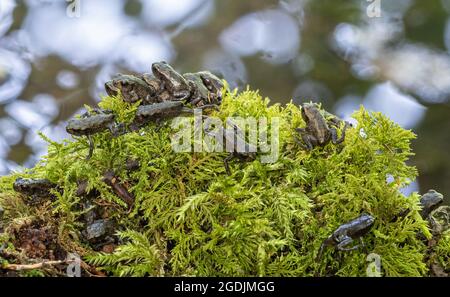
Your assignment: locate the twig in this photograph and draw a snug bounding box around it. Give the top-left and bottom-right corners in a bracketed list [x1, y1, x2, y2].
[2, 258, 106, 276]
[3, 260, 65, 271]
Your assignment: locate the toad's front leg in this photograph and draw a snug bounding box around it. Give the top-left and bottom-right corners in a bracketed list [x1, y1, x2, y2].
[295, 128, 316, 151]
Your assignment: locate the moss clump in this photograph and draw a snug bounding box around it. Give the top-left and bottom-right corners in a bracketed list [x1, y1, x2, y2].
[435, 233, 450, 271]
[0, 87, 448, 276]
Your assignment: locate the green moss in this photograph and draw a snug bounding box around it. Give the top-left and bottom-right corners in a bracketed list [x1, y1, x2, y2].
[0, 87, 446, 276]
[435, 232, 450, 271]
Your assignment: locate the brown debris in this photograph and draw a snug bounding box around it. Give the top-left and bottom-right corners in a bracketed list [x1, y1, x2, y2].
[101, 243, 116, 254]
[430, 263, 449, 277]
[13, 221, 66, 261]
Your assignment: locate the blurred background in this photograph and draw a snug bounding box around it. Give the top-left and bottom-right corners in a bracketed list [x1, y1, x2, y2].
[0, 0, 449, 202]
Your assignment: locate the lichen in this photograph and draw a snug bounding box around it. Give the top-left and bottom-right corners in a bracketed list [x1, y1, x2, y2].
[0, 87, 448, 276]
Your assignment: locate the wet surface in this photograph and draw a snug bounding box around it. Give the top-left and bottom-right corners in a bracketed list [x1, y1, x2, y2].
[0, 0, 449, 201]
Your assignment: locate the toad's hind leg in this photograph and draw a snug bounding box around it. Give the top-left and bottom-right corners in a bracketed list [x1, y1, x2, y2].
[330, 122, 350, 145]
[336, 236, 358, 251]
[223, 153, 234, 175]
[86, 135, 94, 160]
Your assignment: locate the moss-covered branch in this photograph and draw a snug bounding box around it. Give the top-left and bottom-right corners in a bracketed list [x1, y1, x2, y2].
[0, 88, 448, 276]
